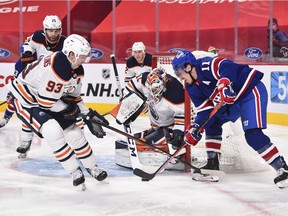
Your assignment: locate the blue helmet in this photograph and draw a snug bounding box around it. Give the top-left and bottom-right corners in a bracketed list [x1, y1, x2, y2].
[172, 50, 196, 73]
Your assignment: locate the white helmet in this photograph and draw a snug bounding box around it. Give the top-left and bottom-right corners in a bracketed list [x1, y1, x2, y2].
[132, 42, 145, 52]
[43, 15, 62, 30]
[62, 34, 91, 63]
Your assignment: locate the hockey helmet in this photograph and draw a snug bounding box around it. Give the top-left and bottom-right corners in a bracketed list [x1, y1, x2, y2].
[62, 34, 91, 63]
[132, 42, 146, 52]
[145, 68, 167, 97]
[172, 50, 196, 77]
[43, 15, 62, 43]
[43, 15, 62, 30]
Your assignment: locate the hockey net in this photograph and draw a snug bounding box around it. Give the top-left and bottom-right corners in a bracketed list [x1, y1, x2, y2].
[152, 52, 269, 173]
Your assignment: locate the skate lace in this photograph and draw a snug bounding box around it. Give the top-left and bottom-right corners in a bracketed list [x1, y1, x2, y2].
[90, 166, 104, 177]
[71, 168, 83, 180]
[277, 167, 288, 176]
[20, 141, 31, 149]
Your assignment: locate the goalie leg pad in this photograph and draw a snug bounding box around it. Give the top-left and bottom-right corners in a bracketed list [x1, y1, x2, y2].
[115, 140, 185, 170]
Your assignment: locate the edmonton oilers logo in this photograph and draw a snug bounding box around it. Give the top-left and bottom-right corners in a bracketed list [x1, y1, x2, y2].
[91, 48, 104, 60]
[244, 47, 263, 60]
[0, 48, 10, 59]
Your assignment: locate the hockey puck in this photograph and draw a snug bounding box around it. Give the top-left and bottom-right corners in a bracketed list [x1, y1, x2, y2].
[141, 178, 149, 182]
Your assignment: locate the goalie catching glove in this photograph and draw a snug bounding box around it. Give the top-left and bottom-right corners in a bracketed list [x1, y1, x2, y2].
[84, 108, 109, 138]
[184, 123, 204, 146]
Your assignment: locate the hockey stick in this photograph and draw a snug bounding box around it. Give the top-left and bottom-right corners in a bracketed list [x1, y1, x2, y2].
[110, 54, 149, 171]
[0, 101, 7, 106]
[133, 101, 224, 181]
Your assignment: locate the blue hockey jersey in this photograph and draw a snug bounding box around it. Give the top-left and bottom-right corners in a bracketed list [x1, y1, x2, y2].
[187, 57, 264, 126]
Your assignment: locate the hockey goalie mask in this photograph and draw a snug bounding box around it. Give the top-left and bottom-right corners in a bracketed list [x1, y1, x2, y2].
[43, 15, 62, 44]
[145, 69, 167, 99]
[62, 34, 91, 67]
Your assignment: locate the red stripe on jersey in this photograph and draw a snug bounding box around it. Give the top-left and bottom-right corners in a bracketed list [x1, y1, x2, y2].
[261, 146, 279, 162]
[211, 58, 225, 80]
[252, 87, 262, 128]
[205, 141, 221, 151]
[235, 69, 257, 101]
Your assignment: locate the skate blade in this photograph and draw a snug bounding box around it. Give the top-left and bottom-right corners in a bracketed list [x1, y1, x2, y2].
[191, 172, 219, 182]
[99, 179, 109, 184]
[18, 153, 28, 159]
[81, 183, 86, 191]
[276, 179, 288, 189]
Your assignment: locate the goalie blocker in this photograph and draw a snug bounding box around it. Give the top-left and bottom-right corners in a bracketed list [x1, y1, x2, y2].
[110, 91, 146, 124]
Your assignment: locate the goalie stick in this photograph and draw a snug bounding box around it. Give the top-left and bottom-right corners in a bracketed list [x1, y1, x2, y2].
[110, 54, 153, 172]
[133, 101, 224, 181]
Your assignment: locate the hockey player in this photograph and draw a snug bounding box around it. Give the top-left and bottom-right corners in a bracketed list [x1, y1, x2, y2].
[124, 41, 152, 83]
[115, 68, 187, 169]
[0, 15, 66, 158]
[6, 34, 108, 188]
[172, 49, 288, 188]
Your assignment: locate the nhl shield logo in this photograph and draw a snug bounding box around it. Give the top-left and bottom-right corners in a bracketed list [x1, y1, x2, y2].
[102, 68, 110, 79]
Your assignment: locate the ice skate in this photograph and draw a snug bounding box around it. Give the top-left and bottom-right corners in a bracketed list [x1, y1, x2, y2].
[16, 140, 32, 158]
[0, 117, 10, 128]
[87, 165, 107, 182]
[274, 161, 288, 189]
[71, 167, 86, 190]
[200, 154, 220, 171]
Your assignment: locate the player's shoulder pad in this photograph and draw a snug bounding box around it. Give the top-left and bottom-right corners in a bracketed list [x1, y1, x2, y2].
[143, 53, 152, 65]
[31, 30, 46, 44]
[73, 65, 84, 76]
[163, 75, 184, 104]
[140, 71, 150, 85]
[126, 56, 138, 68]
[52, 52, 73, 82]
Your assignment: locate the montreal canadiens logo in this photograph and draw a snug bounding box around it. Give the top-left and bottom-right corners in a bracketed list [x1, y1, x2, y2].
[0, 0, 17, 5]
[91, 48, 104, 60]
[244, 47, 263, 60]
[0, 48, 10, 59]
[168, 48, 185, 53]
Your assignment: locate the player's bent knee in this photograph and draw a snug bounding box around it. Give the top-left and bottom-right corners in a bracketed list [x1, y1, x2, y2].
[244, 128, 271, 151]
[41, 119, 65, 149]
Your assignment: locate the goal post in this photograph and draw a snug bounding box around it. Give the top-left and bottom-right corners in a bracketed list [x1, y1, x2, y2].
[152, 52, 192, 172]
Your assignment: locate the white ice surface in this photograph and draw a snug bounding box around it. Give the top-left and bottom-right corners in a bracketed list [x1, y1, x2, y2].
[0, 114, 288, 216]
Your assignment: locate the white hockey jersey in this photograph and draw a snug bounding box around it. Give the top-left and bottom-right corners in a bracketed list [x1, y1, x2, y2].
[7, 51, 87, 113]
[22, 30, 66, 57]
[124, 53, 152, 83]
[126, 72, 185, 130]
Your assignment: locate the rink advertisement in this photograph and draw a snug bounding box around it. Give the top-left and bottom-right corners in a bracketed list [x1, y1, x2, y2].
[0, 63, 287, 124]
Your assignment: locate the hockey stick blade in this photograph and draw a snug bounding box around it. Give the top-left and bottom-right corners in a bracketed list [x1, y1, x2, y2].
[133, 168, 155, 180]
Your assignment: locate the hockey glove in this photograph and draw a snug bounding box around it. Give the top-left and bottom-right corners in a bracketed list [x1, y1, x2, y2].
[217, 78, 236, 104]
[84, 109, 109, 138]
[21, 51, 34, 69]
[61, 101, 80, 120]
[184, 123, 203, 146]
[163, 128, 184, 149]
